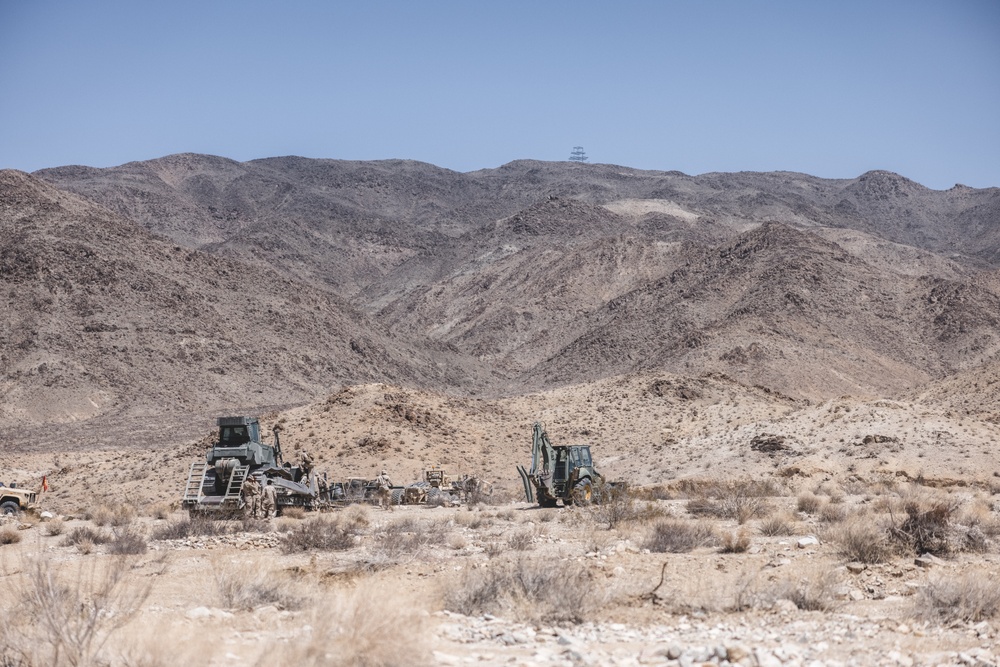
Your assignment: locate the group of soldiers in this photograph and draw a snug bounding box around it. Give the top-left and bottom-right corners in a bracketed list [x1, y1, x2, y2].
[239, 473, 277, 519]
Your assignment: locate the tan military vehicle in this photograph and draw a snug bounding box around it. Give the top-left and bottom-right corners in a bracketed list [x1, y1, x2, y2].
[1, 486, 37, 516]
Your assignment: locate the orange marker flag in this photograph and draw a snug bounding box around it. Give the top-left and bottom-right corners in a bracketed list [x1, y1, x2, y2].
[41, 475, 49, 492]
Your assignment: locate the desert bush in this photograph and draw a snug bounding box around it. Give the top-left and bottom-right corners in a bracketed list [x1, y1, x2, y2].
[913, 569, 1000, 623]
[587, 482, 666, 529]
[88, 504, 115, 526]
[827, 517, 896, 564]
[281, 506, 306, 520]
[148, 502, 172, 520]
[5, 556, 151, 666]
[890, 499, 959, 556]
[281, 516, 357, 553]
[757, 513, 798, 536]
[107, 525, 148, 555]
[0, 527, 22, 545]
[767, 567, 843, 611]
[254, 580, 429, 667]
[62, 525, 112, 547]
[43, 517, 65, 536]
[506, 529, 534, 551]
[688, 486, 773, 524]
[151, 516, 233, 540]
[796, 492, 823, 514]
[819, 503, 848, 524]
[445, 557, 598, 623]
[342, 504, 370, 529]
[645, 519, 718, 553]
[721, 529, 751, 553]
[214, 562, 305, 611]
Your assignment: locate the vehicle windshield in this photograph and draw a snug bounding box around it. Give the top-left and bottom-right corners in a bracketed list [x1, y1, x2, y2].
[220, 425, 250, 446]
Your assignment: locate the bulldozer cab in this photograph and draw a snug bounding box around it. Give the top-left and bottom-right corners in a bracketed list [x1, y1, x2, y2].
[207, 417, 278, 468]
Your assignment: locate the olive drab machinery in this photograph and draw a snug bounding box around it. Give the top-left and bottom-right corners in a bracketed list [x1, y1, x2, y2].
[182, 416, 320, 516]
[516, 422, 603, 507]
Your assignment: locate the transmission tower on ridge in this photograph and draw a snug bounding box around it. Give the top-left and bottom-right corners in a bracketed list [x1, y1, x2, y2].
[568, 146, 589, 162]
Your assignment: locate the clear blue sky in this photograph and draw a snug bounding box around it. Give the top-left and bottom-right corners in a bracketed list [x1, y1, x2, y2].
[1, 0, 998, 189]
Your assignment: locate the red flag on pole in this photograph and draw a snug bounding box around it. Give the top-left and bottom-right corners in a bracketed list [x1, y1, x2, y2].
[41, 475, 48, 492]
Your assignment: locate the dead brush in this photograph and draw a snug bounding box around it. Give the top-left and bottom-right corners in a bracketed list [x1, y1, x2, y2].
[890, 498, 962, 556]
[587, 482, 665, 529]
[281, 516, 357, 553]
[757, 512, 800, 536]
[3, 556, 152, 667]
[280, 506, 307, 520]
[107, 525, 148, 555]
[151, 516, 235, 540]
[913, 568, 1000, 623]
[43, 517, 65, 537]
[254, 580, 430, 667]
[687, 479, 775, 524]
[445, 557, 599, 623]
[0, 527, 22, 545]
[506, 529, 534, 551]
[720, 528, 752, 553]
[214, 560, 306, 611]
[644, 519, 718, 553]
[765, 566, 844, 611]
[61, 525, 112, 547]
[826, 515, 896, 564]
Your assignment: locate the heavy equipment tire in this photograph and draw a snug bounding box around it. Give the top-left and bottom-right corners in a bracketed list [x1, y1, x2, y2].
[572, 478, 594, 506]
[391, 489, 404, 505]
[1, 500, 21, 515]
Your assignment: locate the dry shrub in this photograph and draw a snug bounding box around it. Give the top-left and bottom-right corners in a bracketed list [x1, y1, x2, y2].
[0, 527, 22, 545]
[88, 504, 136, 528]
[281, 506, 307, 520]
[43, 518, 65, 536]
[445, 557, 598, 623]
[645, 519, 718, 553]
[588, 482, 666, 529]
[281, 516, 357, 553]
[891, 499, 959, 556]
[690, 479, 778, 523]
[107, 525, 148, 555]
[827, 516, 896, 564]
[506, 529, 534, 551]
[88, 504, 115, 526]
[343, 504, 371, 529]
[757, 513, 799, 537]
[214, 560, 306, 611]
[148, 502, 172, 520]
[1, 556, 151, 667]
[255, 580, 430, 667]
[62, 525, 112, 547]
[819, 503, 848, 524]
[796, 492, 823, 514]
[914, 569, 1000, 623]
[766, 567, 843, 611]
[721, 529, 751, 553]
[151, 516, 234, 540]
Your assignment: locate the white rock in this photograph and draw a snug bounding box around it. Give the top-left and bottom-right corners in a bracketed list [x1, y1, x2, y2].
[797, 535, 820, 548]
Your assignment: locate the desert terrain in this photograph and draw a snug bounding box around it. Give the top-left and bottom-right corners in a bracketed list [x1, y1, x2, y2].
[2, 155, 999, 665]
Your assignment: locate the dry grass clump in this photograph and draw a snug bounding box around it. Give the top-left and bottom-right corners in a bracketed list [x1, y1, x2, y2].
[687, 482, 774, 524]
[281, 516, 358, 553]
[818, 503, 849, 524]
[826, 516, 896, 564]
[151, 516, 235, 540]
[254, 580, 430, 667]
[62, 525, 112, 547]
[214, 561, 306, 611]
[757, 513, 799, 536]
[43, 517, 65, 536]
[766, 567, 844, 611]
[148, 502, 172, 520]
[890, 498, 961, 556]
[445, 557, 598, 623]
[281, 506, 307, 520]
[1, 556, 152, 667]
[366, 518, 444, 564]
[107, 525, 148, 555]
[87, 503, 137, 527]
[796, 492, 824, 514]
[644, 519, 718, 553]
[587, 483, 666, 529]
[720, 529, 751, 553]
[0, 527, 22, 545]
[913, 569, 1000, 623]
[506, 529, 534, 551]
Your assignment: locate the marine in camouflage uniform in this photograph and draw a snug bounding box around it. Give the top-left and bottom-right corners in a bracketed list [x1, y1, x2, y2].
[375, 469, 393, 511]
[261, 478, 278, 518]
[241, 474, 261, 518]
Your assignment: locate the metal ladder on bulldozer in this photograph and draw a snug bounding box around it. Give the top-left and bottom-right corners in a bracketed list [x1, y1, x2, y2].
[224, 465, 249, 502]
[183, 462, 208, 502]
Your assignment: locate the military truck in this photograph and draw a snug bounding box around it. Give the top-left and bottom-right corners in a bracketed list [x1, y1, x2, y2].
[516, 422, 603, 507]
[1, 485, 36, 516]
[182, 416, 319, 517]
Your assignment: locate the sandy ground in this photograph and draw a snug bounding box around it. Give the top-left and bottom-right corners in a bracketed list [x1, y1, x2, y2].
[1, 491, 998, 667]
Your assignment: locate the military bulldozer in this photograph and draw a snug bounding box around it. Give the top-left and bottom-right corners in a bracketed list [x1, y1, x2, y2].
[517, 422, 603, 507]
[182, 416, 319, 517]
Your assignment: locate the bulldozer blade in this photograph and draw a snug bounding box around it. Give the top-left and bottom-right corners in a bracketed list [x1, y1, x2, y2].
[516, 465, 534, 503]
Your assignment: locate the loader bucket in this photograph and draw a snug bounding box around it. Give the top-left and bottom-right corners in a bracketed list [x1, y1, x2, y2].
[516, 465, 534, 503]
